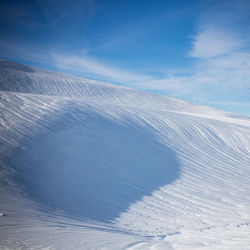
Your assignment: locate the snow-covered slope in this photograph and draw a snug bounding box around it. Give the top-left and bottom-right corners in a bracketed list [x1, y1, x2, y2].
[0, 60, 249, 249]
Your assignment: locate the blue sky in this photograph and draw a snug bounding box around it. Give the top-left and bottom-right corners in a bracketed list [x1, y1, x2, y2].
[0, 0, 249, 115]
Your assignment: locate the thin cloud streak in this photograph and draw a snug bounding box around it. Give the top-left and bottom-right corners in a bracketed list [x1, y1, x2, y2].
[52, 53, 153, 84]
[190, 29, 244, 58]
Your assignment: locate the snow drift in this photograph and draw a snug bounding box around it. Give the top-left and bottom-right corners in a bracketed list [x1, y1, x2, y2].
[0, 60, 250, 249]
[10, 111, 180, 222]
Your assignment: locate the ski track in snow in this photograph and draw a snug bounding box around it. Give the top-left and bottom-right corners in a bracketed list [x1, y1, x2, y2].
[0, 60, 250, 249]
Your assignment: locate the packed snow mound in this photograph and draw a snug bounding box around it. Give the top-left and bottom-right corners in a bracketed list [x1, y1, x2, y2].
[0, 60, 250, 249]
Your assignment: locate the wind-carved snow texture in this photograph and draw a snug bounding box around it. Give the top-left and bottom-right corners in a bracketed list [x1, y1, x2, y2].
[10, 110, 180, 222]
[0, 60, 250, 249]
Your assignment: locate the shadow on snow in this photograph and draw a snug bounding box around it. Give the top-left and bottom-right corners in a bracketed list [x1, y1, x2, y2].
[10, 110, 181, 223]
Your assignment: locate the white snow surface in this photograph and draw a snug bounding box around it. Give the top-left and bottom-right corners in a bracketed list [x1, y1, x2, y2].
[0, 60, 250, 249]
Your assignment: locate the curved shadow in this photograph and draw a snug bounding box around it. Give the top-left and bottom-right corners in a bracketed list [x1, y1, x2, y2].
[10, 110, 181, 222]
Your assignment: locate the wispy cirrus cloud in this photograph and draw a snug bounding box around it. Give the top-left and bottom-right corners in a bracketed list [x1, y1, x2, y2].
[186, 6, 250, 96]
[52, 53, 153, 84]
[190, 29, 245, 58]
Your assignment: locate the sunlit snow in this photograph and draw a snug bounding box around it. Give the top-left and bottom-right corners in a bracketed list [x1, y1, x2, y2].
[0, 60, 250, 249]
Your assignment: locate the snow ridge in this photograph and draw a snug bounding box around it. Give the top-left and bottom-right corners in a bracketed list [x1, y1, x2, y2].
[0, 60, 250, 249]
